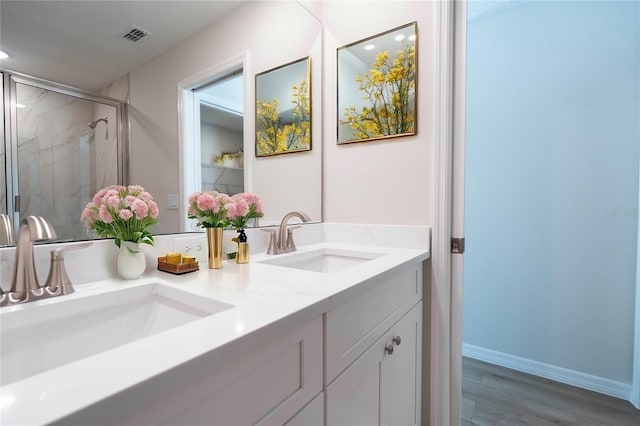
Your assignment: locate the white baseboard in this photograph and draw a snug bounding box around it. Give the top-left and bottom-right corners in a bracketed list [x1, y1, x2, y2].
[463, 343, 632, 401]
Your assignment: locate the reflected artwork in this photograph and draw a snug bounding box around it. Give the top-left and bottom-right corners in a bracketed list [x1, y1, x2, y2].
[255, 57, 311, 157]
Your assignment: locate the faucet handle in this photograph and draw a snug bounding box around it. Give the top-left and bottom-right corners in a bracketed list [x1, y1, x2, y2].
[44, 242, 93, 294]
[261, 228, 278, 255]
[285, 226, 301, 251]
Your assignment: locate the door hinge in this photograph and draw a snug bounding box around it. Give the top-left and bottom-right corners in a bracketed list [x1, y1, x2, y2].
[14, 195, 20, 213]
[451, 237, 465, 254]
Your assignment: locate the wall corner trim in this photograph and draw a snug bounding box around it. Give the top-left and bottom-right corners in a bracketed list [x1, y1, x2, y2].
[462, 343, 632, 401]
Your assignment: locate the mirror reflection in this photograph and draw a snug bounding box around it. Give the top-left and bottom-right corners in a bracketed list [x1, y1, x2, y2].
[255, 57, 311, 157]
[2, 72, 125, 243]
[0, 0, 323, 244]
[198, 71, 245, 194]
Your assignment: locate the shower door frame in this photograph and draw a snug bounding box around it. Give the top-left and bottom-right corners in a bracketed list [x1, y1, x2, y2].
[1, 69, 129, 235]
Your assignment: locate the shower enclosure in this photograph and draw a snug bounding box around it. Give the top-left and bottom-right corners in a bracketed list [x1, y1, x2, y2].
[1, 71, 128, 241]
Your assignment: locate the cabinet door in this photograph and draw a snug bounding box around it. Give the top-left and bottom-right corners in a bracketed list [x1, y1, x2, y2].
[283, 392, 324, 426]
[386, 301, 422, 426]
[327, 302, 422, 426]
[326, 334, 386, 426]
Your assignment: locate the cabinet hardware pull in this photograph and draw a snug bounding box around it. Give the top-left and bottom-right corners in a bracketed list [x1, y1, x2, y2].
[385, 344, 394, 355]
[393, 336, 402, 346]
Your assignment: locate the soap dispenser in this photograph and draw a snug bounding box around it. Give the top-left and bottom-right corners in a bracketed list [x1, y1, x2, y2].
[232, 229, 249, 264]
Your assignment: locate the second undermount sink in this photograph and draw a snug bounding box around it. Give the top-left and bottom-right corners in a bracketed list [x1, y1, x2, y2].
[259, 248, 384, 273]
[0, 283, 232, 386]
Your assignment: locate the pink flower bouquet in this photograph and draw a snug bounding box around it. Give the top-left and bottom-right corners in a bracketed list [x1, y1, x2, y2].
[187, 191, 230, 228]
[227, 193, 264, 230]
[81, 185, 159, 247]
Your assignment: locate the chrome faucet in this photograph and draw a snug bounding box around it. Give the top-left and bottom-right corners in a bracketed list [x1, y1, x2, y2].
[1, 216, 91, 307]
[263, 211, 311, 255]
[5, 216, 57, 304]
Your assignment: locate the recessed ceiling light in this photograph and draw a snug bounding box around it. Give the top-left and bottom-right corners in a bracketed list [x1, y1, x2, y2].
[364, 44, 375, 51]
[0, 50, 9, 59]
[395, 35, 405, 41]
[16, 103, 25, 109]
[408, 34, 416, 42]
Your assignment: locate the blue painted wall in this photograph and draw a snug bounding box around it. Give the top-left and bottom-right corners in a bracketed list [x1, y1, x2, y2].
[464, 0, 640, 383]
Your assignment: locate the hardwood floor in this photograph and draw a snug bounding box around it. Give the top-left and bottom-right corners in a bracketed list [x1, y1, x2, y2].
[462, 357, 640, 426]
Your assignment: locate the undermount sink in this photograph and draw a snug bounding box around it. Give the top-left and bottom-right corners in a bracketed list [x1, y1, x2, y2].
[0, 283, 232, 386]
[259, 248, 384, 273]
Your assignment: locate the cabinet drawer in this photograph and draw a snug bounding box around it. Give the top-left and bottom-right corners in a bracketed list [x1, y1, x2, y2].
[112, 317, 323, 426]
[325, 264, 421, 384]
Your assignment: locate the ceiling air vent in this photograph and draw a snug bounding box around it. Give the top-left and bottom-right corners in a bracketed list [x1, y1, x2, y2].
[122, 25, 151, 43]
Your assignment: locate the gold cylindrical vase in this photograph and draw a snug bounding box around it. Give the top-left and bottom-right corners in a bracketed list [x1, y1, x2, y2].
[206, 227, 223, 269]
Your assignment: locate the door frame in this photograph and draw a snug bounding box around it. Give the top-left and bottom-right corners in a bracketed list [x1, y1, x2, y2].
[431, 0, 460, 424]
[176, 52, 250, 232]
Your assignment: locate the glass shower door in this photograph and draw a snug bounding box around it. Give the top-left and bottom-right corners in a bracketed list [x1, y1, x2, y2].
[1, 72, 6, 215]
[11, 78, 119, 240]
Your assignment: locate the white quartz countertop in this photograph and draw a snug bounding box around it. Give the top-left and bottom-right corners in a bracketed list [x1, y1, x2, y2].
[0, 235, 429, 425]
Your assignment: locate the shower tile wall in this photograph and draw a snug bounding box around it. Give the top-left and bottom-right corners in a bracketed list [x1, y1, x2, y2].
[15, 84, 116, 240]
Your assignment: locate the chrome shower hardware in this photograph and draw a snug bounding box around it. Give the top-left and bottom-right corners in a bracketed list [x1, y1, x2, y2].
[88, 117, 109, 139]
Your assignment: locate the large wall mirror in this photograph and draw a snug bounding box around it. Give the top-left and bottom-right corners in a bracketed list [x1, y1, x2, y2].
[0, 0, 323, 243]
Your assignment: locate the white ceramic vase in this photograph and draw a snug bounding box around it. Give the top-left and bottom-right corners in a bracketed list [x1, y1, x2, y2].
[117, 241, 146, 280]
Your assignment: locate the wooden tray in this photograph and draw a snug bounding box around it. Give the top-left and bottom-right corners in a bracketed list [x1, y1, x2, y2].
[157, 256, 199, 275]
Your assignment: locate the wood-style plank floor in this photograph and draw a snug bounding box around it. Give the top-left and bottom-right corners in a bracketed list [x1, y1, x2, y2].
[462, 357, 640, 426]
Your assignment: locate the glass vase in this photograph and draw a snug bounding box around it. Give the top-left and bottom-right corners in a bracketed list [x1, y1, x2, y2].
[117, 241, 145, 280]
[206, 227, 223, 269]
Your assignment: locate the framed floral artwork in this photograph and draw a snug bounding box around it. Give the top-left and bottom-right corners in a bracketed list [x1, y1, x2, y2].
[337, 22, 417, 144]
[255, 57, 311, 157]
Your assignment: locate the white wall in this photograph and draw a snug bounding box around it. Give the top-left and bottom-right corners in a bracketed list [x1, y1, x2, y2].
[320, 1, 435, 226]
[464, 0, 640, 388]
[129, 1, 322, 233]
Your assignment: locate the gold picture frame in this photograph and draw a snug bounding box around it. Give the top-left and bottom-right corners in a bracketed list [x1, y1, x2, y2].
[337, 22, 417, 144]
[255, 57, 312, 157]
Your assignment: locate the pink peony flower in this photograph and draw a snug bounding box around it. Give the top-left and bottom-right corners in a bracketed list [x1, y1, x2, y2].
[81, 203, 98, 225]
[106, 195, 120, 209]
[131, 199, 149, 220]
[128, 185, 143, 195]
[92, 188, 107, 206]
[124, 195, 137, 207]
[227, 198, 249, 219]
[118, 209, 133, 220]
[149, 201, 159, 219]
[188, 192, 200, 205]
[99, 205, 114, 223]
[197, 193, 219, 212]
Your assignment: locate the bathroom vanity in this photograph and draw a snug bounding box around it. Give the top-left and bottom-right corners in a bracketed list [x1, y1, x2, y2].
[0, 224, 430, 425]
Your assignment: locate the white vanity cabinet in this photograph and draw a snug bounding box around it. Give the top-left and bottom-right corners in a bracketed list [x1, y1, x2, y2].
[326, 302, 422, 426]
[109, 317, 323, 426]
[324, 264, 423, 426]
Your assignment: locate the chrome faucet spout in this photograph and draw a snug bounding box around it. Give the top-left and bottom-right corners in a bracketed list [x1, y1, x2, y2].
[10, 216, 57, 298]
[276, 211, 311, 253]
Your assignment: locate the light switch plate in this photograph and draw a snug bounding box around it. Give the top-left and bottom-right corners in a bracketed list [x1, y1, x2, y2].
[167, 194, 179, 210]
